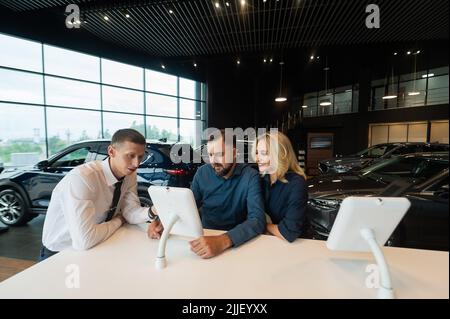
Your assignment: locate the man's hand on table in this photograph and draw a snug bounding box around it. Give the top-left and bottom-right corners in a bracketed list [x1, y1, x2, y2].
[189, 234, 232, 259]
[147, 219, 164, 239]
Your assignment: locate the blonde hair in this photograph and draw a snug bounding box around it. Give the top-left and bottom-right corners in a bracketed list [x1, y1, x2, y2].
[256, 131, 307, 183]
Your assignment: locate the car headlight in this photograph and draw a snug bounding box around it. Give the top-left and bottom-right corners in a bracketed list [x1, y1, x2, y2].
[309, 198, 342, 209]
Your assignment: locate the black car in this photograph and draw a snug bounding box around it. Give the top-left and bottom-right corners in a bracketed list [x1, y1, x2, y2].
[319, 142, 449, 174]
[307, 152, 449, 251]
[0, 140, 199, 226]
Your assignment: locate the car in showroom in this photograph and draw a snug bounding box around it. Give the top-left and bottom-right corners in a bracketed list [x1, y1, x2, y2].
[307, 152, 449, 251]
[0, 139, 200, 226]
[318, 142, 449, 174]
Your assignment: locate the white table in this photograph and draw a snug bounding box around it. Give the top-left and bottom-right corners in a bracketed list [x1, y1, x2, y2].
[0, 224, 448, 299]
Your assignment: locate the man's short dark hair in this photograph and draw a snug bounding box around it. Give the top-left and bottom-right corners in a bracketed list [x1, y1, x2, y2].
[111, 129, 146, 146]
[208, 129, 236, 148]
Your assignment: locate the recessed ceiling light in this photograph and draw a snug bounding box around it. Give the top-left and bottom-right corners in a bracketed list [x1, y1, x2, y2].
[263, 58, 267, 63]
[237, 59, 240, 65]
[125, 13, 130, 18]
[302, 105, 308, 108]
[193, 62, 197, 67]
[215, 2, 220, 8]
[310, 55, 314, 60]
[408, 91, 420, 96]
[226, 2, 230, 6]
[407, 51, 411, 55]
[161, 64, 166, 69]
[103, 15, 109, 21]
[169, 9, 174, 14]
[394, 52, 398, 55]
[269, 58, 273, 63]
[416, 50, 421, 54]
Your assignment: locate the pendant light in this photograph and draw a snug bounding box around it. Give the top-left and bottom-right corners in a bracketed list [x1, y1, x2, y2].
[319, 57, 332, 106]
[408, 51, 420, 96]
[382, 65, 397, 100]
[275, 61, 287, 102]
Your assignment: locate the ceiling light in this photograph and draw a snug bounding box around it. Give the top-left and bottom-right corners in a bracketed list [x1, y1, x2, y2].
[240, 0, 246, 6]
[103, 15, 109, 21]
[416, 50, 421, 54]
[215, 2, 220, 8]
[310, 55, 314, 60]
[302, 105, 308, 108]
[319, 98, 332, 106]
[275, 62, 287, 103]
[422, 73, 434, 78]
[269, 58, 273, 63]
[394, 52, 398, 56]
[226, 2, 230, 6]
[193, 62, 197, 67]
[407, 51, 411, 55]
[237, 59, 240, 65]
[382, 95, 397, 100]
[263, 58, 267, 63]
[161, 64, 166, 69]
[169, 9, 174, 14]
[125, 13, 130, 18]
[407, 91, 420, 96]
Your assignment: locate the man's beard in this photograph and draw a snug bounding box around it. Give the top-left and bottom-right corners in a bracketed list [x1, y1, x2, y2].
[212, 163, 233, 177]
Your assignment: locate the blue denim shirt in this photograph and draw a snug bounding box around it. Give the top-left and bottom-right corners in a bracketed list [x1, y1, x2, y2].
[191, 163, 266, 247]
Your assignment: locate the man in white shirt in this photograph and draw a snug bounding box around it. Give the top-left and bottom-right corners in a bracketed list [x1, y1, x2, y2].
[40, 129, 157, 261]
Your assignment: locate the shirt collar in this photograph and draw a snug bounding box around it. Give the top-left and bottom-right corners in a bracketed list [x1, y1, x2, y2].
[101, 158, 120, 186]
[231, 163, 245, 176]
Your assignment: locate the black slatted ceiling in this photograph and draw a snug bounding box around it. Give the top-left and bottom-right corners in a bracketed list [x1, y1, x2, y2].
[0, 0, 448, 57]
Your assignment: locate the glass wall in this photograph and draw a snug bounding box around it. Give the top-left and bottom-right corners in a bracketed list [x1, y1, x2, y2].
[0, 33, 207, 167]
[302, 84, 358, 117]
[370, 66, 449, 110]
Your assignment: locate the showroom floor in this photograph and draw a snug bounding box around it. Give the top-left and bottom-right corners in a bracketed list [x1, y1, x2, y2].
[0, 216, 44, 282]
[0, 215, 44, 261]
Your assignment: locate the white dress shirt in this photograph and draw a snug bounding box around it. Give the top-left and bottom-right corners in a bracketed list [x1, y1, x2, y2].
[42, 159, 149, 251]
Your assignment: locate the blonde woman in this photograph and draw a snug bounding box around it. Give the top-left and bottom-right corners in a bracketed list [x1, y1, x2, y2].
[255, 131, 308, 242]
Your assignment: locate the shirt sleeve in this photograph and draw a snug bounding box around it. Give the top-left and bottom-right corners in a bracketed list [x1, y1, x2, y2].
[63, 174, 122, 251]
[120, 173, 150, 224]
[190, 167, 203, 208]
[277, 176, 308, 243]
[227, 170, 266, 247]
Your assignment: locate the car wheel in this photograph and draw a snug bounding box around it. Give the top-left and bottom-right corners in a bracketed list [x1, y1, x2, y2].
[0, 189, 30, 226]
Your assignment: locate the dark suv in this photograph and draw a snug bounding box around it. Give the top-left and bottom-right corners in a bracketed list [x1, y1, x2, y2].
[308, 152, 449, 251]
[0, 140, 199, 226]
[319, 142, 449, 174]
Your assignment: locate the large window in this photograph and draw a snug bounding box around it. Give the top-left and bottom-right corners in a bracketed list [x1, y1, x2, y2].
[46, 108, 101, 155]
[45, 76, 101, 109]
[44, 45, 100, 82]
[0, 103, 46, 166]
[0, 69, 43, 104]
[0, 33, 42, 72]
[0, 33, 207, 167]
